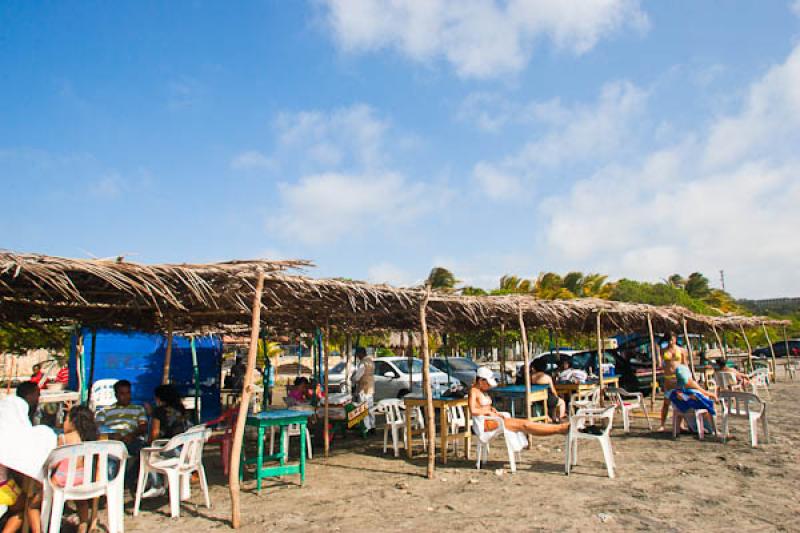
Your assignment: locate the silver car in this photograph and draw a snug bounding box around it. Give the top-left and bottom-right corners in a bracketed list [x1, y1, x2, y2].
[373, 357, 451, 400]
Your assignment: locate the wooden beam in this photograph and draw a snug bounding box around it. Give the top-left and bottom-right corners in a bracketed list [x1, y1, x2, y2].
[323, 327, 330, 459]
[499, 322, 507, 386]
[161, 319, 173, 384]
[784, 325, 792, 369]
[596, 312, 604, 390]
[681, 318, 696, 378]
[762, 323, 777, 383]
[647, 314, 658, 407]
[739, 323, 753, 372]
[518, 307, 531, 419]
[419, 287, 435, 479]
[712, 323, 725, 360]
[229, 270, 265, 529]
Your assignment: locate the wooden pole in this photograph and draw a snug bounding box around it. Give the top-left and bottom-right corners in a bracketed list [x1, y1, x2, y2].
[190, 336, 201, 424]
[5, 355, 14, 394]
[499, 323, 507, 386]
[162, 319, 174, 385]
[87, 327, 97, 401]
[647, 314, 658, 407]
[323, 327, 330, 458]
[419, 286, 435, 479]
[596, 312, 604, 390]
[681, 318, 696, 379]
[518, 307, 531, 419]
[229, 270, 265, 529]
[762, 323, 778, 383]
[344, 334, 352, 394]
[783, 325, 792, 369]
[712, 324, 725, 360]
[739, 324, 753, 372]
[406, 331, 413, 392]
[76, 333, 85, 404]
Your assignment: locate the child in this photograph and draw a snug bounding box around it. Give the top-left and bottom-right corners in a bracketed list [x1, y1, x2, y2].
[52, 405, 99, 533]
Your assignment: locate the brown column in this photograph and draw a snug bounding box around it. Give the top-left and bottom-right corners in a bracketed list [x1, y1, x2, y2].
[229, 270, 265, 529]
[739, 323, 753, 372]
[647, 314, 658, 406]
[682, 317, 696, 378]
[323, 327, 330, 458]
[161, 319, 174, 385]
[518, 307, 531, 419]
[419, 287, 435, 479]
[762, 323, 777, 382]
[499, 322, 507, 386]
[596, 312, 604, 390]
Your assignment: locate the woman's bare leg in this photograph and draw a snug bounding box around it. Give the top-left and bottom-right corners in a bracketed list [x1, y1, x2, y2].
[504, 417, 569, 435]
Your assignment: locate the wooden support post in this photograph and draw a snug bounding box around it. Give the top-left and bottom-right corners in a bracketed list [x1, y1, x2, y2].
[712, 324, 725, 360]
[344, 333, 352, 393]
[783, 326, 792, 370]
[229, 270, 265, 529]
[499, 323, 507, 386]
[162, 319, 174, 385]
[518, 307, 531, 420]
[406, 331, 413, 392]
[419, 287, 435, 479]
[647, 314, 658, 406]
[323, 327, 330, 458]
[739, 324, 753, 373]
[596, 312, 604, 391]
[76, 333, 86, 404]
[190, 336, 201, 424]
[763, 323, 777, 382]
[87, 327, 97, 401]
[682, 318, 696, 379]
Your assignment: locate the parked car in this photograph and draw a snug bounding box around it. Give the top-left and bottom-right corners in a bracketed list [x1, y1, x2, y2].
[515, 349, 614, 384]
[753, 340, 800, 359]
[430, 357, 507, 387]
[326, 357, 451, 401]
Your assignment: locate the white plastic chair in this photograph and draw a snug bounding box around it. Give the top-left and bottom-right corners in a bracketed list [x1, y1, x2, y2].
[472, 415, 527, 473]
[671, 406, 716, 440]
[133, 427, 211, 519]
[608, 387, 652, 432]
[565, 406, 616, 479]
[719, 391, 769, 448]
[569, 387, 601, 416]
[446, 405, 467, 453]
[748, 368, 771, 400]
[89, 379, 118, 412]
[784, 360, 798, 380]
[714, 371, 742, 392]
[269, 423, 313, 460]
[41, 441, 128, 533]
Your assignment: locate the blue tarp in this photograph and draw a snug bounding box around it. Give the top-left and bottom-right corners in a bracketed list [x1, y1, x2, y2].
[69, 329, 222, 421]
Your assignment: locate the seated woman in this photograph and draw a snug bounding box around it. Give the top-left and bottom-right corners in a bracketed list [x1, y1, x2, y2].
[667, 365, 718, 433]
[469, 367, 568, 436]
[715, 359, 751, 388]
[529, 358, 566, 423]
[287, 377, 311, 405]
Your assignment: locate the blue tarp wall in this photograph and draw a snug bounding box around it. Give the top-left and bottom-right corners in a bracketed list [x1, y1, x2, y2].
[69, 329, 222, 421]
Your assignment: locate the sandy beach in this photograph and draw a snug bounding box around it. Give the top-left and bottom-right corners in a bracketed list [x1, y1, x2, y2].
[107, 377, 800, 533]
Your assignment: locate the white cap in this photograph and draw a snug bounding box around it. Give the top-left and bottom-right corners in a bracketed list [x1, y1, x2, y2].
[476, 366, 497, 387]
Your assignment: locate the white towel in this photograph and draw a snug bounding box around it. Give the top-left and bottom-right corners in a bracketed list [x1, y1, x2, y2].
[0, 396, 57, 481]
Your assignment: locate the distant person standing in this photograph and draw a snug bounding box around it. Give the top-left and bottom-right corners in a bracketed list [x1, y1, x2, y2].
[29, 364, 48, 390]
[352, 347, 375, 431]
[229, 355, 247, 391]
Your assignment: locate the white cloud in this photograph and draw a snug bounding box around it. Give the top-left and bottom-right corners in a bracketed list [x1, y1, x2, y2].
[791, 0, 800, 17]
[471, 80, 647, 199]
[269, 171, 445, 244]
[540, 44, 800, 297]
[319, 0, 649, 79]
[230, 150, 275, 171]
[266, 104, 450, 244]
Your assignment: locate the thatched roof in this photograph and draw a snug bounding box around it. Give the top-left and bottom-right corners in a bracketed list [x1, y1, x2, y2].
[0, 251, 788, 336]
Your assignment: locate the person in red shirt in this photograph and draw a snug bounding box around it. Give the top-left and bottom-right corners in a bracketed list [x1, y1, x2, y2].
[29, 364, 48, 390]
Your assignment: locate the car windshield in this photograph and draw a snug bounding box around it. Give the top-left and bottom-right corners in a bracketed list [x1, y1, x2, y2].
[330, 361, 346, 373]
[394, 359, 424, 374]
[445, 358, 478, 371]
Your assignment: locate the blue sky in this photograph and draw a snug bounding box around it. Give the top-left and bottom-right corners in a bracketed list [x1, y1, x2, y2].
[2, 1, 800, 298]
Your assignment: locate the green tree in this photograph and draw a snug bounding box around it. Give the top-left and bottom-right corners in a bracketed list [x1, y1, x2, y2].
[460, 286, 488, 296]
[493, 275, 533, 294]
[426, 267, 458, 292]
[685, 272, 711, 299]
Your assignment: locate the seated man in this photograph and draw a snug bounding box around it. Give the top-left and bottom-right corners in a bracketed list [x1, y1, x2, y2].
[556, 358, 588, 384]
[667, 365, 717, 433]
[94, 380, 148, 492]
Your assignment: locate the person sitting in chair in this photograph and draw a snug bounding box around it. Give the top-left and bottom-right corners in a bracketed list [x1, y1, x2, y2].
[469, 367, 569, 436]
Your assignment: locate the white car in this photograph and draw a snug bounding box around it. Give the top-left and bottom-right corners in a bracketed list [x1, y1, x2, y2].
[327, 357, 451, 400]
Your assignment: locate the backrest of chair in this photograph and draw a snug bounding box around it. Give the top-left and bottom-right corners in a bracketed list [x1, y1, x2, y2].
[384, 401, 405, 424]
[45, 441, 127, 493]
[716, 371, 738, 390]
[750, 369, 769, 387]
[719, 391, 764, 418]
[447, 405, 466, 426]
[89, 379, 118, 411]
[162, 427, 209, 470]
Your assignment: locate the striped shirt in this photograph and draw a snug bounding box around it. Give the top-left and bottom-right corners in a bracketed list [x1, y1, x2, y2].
[95, 403, 147, 437]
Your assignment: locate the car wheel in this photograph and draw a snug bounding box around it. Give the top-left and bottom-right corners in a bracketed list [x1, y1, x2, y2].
[397, 389, 410, 399]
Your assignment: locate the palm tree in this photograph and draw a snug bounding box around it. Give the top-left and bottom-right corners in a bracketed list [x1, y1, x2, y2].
[665, 274, 685, 289]
[533, 272, 574, 299]
[581, 273, 613, 298]
[460, 286, 488, 296]
[685, 272, 711, 298]
[426, 267, 458, 292]
[497, 275, 533, 293]
[562, 272, 584, 296]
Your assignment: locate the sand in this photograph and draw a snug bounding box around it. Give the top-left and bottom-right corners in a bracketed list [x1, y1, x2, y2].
[98, 378, 799, 532]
